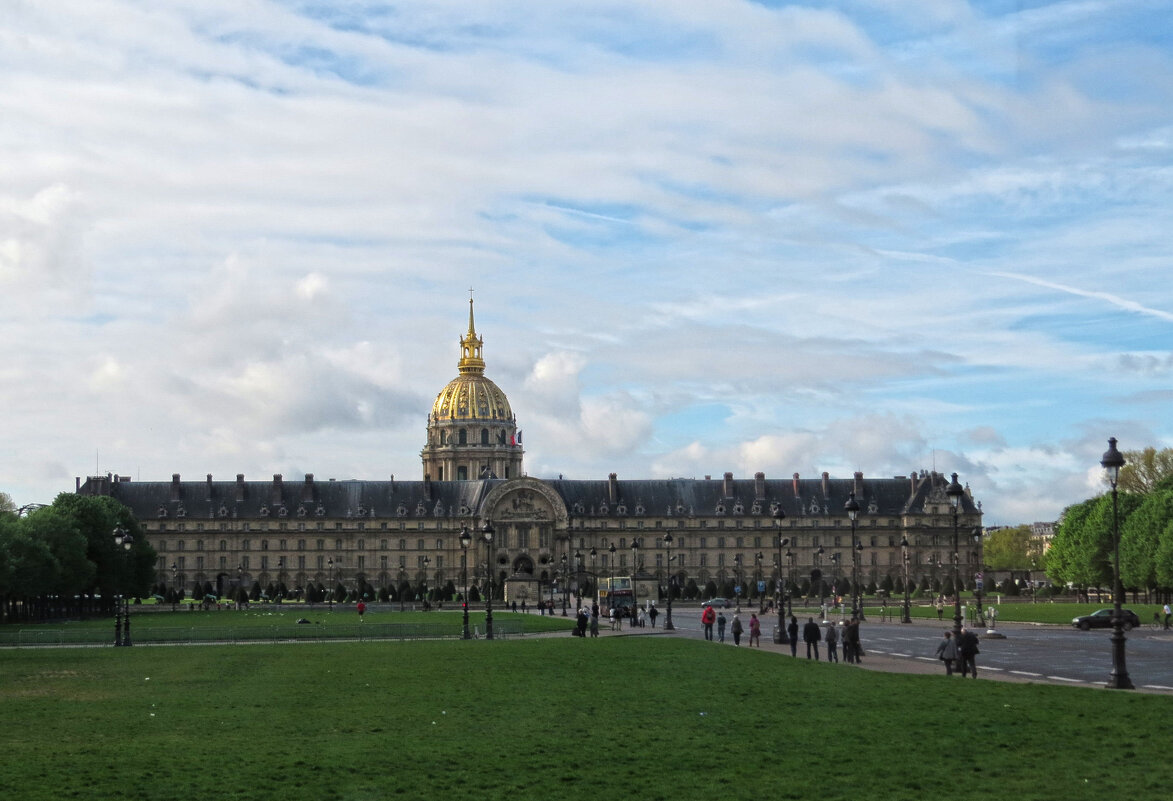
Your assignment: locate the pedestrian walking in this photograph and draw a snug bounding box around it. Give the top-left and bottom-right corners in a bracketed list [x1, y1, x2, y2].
[648, 604, 659, 628]
[701, 605, 716, 640]
[731, 613, 744, 646]
[638, 607, 647, 628]
[1164, 602, 1171, 630]
[748, 613, 761, 646]
[803, 617, 822, 660]
[825, 621, 839, 662]
[787, 616, 799, 657]
[590, 609, 599, 637]
[958, 626, 980, 678]
[843, 618, 862, 663]
[936, 597, 944, 621]
[934, 631, 958, 675]
[609, 607, 617, 631]
[717, 612, 727, 642]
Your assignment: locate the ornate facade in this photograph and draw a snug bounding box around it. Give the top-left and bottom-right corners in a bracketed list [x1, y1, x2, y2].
[78, 302, 983, 605]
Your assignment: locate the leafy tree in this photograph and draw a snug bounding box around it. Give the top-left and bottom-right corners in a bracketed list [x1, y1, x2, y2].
[0, 491, 15, 516]
[21, 507, 95, 595]
[880, 575, 894, 594]
[1048, 492, 1144, 591]
[1118, 447, 1173, 494]
[1120, 488, 1173, 591]
[983, 525, 1037, 570]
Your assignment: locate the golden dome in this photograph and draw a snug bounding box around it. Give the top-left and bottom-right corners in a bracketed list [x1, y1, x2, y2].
[431, 374, 513, 421]
[430, 296, 514, 422]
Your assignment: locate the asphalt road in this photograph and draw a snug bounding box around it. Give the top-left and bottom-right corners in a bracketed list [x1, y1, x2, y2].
[659, 608, 1173, 693]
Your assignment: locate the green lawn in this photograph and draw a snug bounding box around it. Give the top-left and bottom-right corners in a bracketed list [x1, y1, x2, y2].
[1, 638, 1170, 801]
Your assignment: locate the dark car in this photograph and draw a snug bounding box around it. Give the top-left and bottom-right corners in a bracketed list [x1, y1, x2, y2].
[1072, 608, 1140, 631]
[702, 598, 731, 609]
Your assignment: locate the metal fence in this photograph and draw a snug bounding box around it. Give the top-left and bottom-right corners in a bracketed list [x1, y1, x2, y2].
[0, 619, 529, 647]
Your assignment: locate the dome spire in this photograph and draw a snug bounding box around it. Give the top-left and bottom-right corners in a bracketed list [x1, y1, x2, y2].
[458, 290, 485, 376]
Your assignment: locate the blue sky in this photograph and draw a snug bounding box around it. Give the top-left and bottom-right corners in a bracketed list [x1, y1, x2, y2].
[1, 0, 1170, 524]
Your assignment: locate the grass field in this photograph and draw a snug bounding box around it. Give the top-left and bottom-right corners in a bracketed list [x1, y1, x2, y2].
[2, 636, 1170, 801]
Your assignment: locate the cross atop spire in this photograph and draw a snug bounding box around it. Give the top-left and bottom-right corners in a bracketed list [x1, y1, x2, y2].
[458, 293, 485, 375]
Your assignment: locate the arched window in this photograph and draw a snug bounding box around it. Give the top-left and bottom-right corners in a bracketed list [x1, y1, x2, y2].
[458, 429, 467, 445]
[480, 428, 489, 445]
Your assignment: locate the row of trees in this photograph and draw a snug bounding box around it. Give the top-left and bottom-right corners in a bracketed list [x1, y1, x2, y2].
[0, 493, 156, 623]
[1048, 447, 1173, 600]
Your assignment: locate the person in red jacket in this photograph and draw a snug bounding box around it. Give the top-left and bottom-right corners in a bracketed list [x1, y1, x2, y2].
[701, 605, 716, 640]
[356, 600, 366, 621]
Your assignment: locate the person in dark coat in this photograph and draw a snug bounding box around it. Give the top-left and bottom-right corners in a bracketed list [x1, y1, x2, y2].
[648, 604, 659, 628]
[935, 630, 958, 675]
[802, 617, 822, 660]
[787, 616, 799, 657]
[843, 618, 862, 663]
[958, 626, 980, 678]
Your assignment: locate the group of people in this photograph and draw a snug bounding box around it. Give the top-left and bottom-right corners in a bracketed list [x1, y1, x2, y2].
[934, 627, 981, 677]
[700, 609, 763, 646]
[795, 616, 863, 663]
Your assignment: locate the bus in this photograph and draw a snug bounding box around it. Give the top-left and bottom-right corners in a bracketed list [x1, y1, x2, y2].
[598, 576, 635, 617]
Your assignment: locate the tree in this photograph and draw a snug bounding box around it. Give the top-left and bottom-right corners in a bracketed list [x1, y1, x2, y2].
[983, 525, 1036, 570]
[0, 491, 15, 516]
[1048, 493, 1144, 591]
[1120, 488, 1173, 592]
[1118, 447, 1173, 494]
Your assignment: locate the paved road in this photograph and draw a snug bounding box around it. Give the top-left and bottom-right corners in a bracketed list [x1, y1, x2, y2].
[656, 608, 1173, 693]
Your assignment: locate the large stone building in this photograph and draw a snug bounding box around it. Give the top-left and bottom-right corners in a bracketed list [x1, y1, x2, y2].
[78, 300, 983, 606]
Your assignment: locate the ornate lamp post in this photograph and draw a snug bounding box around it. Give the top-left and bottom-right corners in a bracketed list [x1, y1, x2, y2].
[113, 525, 133, 647]
[733, 553, 742, 613]
[422, 556, 431, 608]
[1101, 438, 1133, 690]
[589, 547, 597, 610]
[972, 529, 986, 626]
[774, 507, 789, 643]
[845, 491, 861, 619]
[814, 546, 824, 605]
[171, 562, 178, 612]
[560, 553, 568, 616]
[327, 558, 334, 610]
[607, 543, 616, 615]
[900, 536, 912, 623]
[754, 552, 764, 612]
[574, 550, 584, 614]
[631, 538, 640, 618]
[786, 547, 795, 618]
[946, 473, 965, 644]
[482, 520, 495, 640]
[663, 534, 675, 630]
[459, 526, 472, 639]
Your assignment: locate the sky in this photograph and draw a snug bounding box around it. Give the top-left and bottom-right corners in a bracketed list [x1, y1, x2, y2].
[2, 0, 1171, 526]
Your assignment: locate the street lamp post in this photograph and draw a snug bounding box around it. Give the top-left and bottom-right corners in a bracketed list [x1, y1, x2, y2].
[607, 543, 616, 616]
[774, 508, 789, 643]
[171, 562, 178, 612]
[589, 547, 597, 613]
[1101, 437, 1134, 690]
[574, 550, 584, 614]
[459, 526, 472, 639]
[563, 553, 572, 619]
[113, 525, 133, 646]
[973, 529, 986, 626]
[900, 536, 912, 623]
[482, 520, 495, 640]
[631, 538, 640, 621]
[786, 548, 795, 619]
[733, 553, 742, 613]
[845, 491, 861, 619]
[327, 558, 334, 610]
[663, 534, 675, 630]
[946, 473, 965, 644]
[754, 552, 764, 613]
[814, 546, 824, 606]
[422, 556, 430, 609]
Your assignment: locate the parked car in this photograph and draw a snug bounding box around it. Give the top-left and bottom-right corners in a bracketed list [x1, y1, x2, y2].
[1072, 608, 1140, 631]
[702, 598, 732, 609]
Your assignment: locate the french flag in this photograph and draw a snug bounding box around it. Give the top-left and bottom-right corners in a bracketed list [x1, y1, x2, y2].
[511, 430, 523, 446]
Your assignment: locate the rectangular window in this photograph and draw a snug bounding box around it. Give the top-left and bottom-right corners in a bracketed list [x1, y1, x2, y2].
[219, 556, 227, 569]
[260, 556, 268, 570]
[196, 556, 204, 569]
[241, 556, 250, 570]
[357, 556, 365, 570]
[298, 556, 305, 570]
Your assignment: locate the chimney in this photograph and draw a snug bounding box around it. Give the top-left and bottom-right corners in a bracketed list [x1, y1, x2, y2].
[302, 474, 315, 503]
[236, 474, 246, 502]
[792, 472, 800, 498]
[723, 472, 734, 498]
[754, 472, 765, 500]
[821, 471, 830, 499]
[270, 474, 284, 505]
[170, 473, 182, 502]
[206, 473, 214, 499]
[608, 473, 619, 505]
[854, 471, 863, 498]
[911, 472, 918, 494]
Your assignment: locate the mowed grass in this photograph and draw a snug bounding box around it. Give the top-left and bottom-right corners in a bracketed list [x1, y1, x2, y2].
[2, 638, 1170, 801]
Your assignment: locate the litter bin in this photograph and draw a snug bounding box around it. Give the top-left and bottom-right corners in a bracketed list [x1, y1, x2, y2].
[772, 626, 781, 644]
